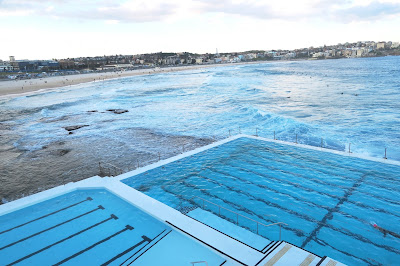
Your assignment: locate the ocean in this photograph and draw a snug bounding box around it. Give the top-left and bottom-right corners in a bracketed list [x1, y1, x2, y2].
[0, 56, 399, 202]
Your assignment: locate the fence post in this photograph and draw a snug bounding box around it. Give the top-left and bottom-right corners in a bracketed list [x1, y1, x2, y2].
[321, 138, 323, 148]
[236, 213, 239, 225]
[229, 129, 231, 137]
[349, 143, 351, 153]
[98, 162, 102, 175]
[279, 224, 282, 241]
[296, 134, 298, 144]
[137, 159, 140, 168]
[203, 199, 205, 209]
[257, 222, 259, 234]
[239, 127, 241, 134]
[158, 152, 161, 161]
[219, 206, 221, 216]
[182, 145, 185, 153]
[256, 128, 258, 137]
[274, 131, 276, 140]
[384, 148, 387, 159]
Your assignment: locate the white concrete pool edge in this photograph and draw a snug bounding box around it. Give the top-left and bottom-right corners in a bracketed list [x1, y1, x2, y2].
[0, 177, 102, 216]
[246, 134, 400, 166]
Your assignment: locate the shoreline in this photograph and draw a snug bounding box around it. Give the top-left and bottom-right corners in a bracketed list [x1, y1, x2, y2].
[0, 62, 259, 99]
[2, 55, 395, 99]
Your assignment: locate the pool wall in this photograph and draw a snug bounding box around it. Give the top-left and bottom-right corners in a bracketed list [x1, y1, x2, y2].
[0, 176, 263, 265]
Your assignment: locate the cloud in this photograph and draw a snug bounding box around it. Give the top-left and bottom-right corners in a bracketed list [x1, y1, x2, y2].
[87, 1, 178, 23]
[1, 0, 400, 23]
[195, 0, 400, 22]
[332, 1, 400, 22]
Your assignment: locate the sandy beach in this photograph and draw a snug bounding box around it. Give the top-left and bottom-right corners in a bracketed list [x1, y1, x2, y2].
[0, 64, 224, 98]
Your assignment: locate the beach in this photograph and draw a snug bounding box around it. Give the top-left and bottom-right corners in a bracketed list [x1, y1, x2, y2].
[0, 64, 225, 98]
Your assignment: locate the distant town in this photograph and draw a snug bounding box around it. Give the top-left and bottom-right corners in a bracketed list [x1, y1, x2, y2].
[1, 40, 399, 80]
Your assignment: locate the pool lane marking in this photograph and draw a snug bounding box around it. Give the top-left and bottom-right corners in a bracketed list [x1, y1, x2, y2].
[254, 241, 283, 266]
[301, 174, 367, 249]
[186, 175, 317, 226]
[0, 197, 93, 235]
[102, 231, 159, 266]
[245, 147, 400, 192]
[222, 162, 400, 219]
[101, 235, 150, 266]
[0, 205, 104, 251]
[54, 225, 134, 266]
[7, 214, 118, 266]
[163, 165, 400, 253]
[313, 237, 374, 265]
[261, 241, 275, 253]
[125, 230, 172, 266]
[240, 154, 400, 203]
[163, 184, 305, 238]
[192, 170, 400, 254]
[240, 141, 400, 183]
[169, 178, 400, 255]
[201, 166, 387, 225]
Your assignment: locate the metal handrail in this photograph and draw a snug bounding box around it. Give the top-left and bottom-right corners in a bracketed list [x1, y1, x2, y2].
[189, 196, 288, 240]
[191, 261, 208, 266]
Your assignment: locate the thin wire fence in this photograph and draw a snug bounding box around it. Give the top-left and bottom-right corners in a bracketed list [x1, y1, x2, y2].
[189, 196, 288, 241]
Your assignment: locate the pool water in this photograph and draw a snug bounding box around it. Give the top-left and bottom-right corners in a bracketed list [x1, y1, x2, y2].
[0, 189, 225, 265]
[123, 137, 400, 265]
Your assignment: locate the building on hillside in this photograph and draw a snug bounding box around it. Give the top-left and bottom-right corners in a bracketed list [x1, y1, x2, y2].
[377, 42, 386, 49]
[0, 62, 14, 72]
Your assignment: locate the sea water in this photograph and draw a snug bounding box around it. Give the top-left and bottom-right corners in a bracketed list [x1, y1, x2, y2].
[0, 56, 399, 201]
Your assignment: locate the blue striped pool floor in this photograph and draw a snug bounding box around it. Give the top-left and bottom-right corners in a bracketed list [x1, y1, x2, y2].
[123, 137, 400, 265]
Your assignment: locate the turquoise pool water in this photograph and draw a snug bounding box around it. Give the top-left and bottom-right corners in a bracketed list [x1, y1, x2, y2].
[123, 137, 400, 265]
[0, 189, 225, 265]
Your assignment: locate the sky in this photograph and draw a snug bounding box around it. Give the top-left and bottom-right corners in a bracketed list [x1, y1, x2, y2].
[1, 0, 400, 60]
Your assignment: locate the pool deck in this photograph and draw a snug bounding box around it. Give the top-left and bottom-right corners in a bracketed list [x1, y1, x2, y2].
[2, 134, 391, 265]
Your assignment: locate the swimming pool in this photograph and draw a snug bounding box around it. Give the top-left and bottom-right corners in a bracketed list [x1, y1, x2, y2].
[0, 189, 226, 265]
[122, 136, 400, 265]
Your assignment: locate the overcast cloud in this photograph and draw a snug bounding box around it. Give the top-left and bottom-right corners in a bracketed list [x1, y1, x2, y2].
[1, 0, 399, 59]
[1, 0, 400, 23]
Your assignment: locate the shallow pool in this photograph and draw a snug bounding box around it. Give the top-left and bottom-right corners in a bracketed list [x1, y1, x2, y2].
[123, 137, 400, 265]
[0, 189, 225, 265]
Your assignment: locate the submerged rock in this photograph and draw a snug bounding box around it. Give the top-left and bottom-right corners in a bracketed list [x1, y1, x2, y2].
[50, 149, 71, 156]
[63, 125, 89, 131]
[106, 109, 129, 114]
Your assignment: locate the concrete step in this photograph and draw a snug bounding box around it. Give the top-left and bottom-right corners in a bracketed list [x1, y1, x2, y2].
[187, 208, 271, 251]
[256, 242, 323, 266]
[316, 256, 346, 266]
